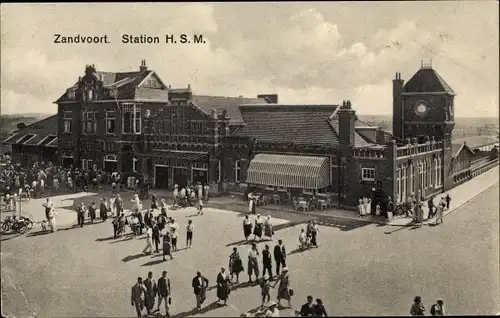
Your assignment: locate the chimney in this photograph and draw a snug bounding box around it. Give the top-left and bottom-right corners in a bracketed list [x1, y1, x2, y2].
[338, 100, 356, 147]
[392, 72, 404, 141]
[257, 94, 278, 104]
[139, 59, 148, 73]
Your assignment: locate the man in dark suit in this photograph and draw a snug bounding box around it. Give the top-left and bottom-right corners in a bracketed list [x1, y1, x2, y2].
[157, 270, 171, 316]
[300, 295, 316, 317]
[191, 271, 209, 310]
[131, 277, 146, 318]
[273, 240, 286, 276]
[143, 271, 157, 315]
[144, 209, 154, 229]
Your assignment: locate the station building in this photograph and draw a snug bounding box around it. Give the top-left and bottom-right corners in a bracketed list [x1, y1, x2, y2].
[3, 60, 498, 208]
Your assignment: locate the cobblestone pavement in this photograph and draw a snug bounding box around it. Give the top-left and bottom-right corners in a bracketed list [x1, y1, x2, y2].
[1, 182, 498, 317]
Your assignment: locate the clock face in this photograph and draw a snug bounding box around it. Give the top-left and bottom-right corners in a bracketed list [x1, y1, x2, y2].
[415, 102, 427, 116]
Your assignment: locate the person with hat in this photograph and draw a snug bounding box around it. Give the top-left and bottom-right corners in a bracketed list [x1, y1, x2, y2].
[272, 267, 292, 308]
[265, 301, 280, 317]
[216, 266, 231, 306]
[300, 295, 315, 317]
[430, 299, 445, 316]
[410, 296, 425, 316]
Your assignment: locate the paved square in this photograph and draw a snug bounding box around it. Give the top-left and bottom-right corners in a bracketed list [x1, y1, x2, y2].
[1, 183, 499, 317]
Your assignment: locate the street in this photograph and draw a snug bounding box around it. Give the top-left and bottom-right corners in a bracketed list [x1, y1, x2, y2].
[1, 183, 498, 317]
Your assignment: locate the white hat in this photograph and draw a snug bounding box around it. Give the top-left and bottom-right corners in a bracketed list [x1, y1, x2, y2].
[268, 301, 277, 307]
[282, 267, 288, 272]
[263, 274, 270, 280]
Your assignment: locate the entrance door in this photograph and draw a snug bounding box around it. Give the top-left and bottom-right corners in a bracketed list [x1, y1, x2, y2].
[192, 169, 208, 185]
[173, 168, 188, 189]
[154, 166, 169, 189]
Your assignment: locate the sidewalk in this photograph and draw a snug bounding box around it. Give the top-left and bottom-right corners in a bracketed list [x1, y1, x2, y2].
[204, 165, 499, 227]
[386, 165, 499, 226]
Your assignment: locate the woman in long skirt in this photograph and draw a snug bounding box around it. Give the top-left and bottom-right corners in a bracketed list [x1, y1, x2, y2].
[263, 215, 273, 240]
[151, 193, 158, 211]
[359, 197, 367, 218]
[243, 215, 253, 241]
[253, 215, 263, 241]
[229, 247, 244, 283]
[435, 204, 444, 225]
[310, 221, 319, 247]
[272, 267, 292, 308]
[160, 199, 168, 218]
[216, 267, 231, 306]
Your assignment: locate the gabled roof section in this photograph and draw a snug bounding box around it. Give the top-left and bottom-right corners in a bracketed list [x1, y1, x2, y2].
[137, 71, 168, 89]
[236, 104, 339, 147]
[55, 68, 153, 103]
[191, 95, 270, 125]
[452, 142, 475, 158]
[328, 115, 392, 146]
[403, 67, 455, 95]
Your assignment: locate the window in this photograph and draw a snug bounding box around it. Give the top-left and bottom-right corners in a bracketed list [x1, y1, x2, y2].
[427, 158, 432, 188]
[402, 164, 407, 201]
[63, 111, 72, 133]
[122, 104, 141, 134]
[81, 159, 94, 170]
[132, 157, 138, 172]
[235, 160, 241, 183]
[106, 111, 116, 134]
[409, 164, 415, 194]
[396, 167, 401, 203]
[418, 162, 424, 193]
[435, 156, 442, 187]
[87, 89, 93, 101]
[146, 79, 158, 88]
[67, 90, 76, 99]
[216, 160, 221, 182]
[361, 168, 375, 181]
[82, 111, 97, 133]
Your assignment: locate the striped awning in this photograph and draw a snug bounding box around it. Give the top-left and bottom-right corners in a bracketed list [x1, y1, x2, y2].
[246, 153, 330, 189]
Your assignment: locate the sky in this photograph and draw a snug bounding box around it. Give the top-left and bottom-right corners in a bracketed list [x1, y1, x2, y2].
[1, 2, 498, 118]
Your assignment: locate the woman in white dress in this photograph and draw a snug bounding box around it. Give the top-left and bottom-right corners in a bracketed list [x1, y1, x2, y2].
[131, 194, 141, 213]
[109, 195, 116, 217]
[358, 197, 365, 218]
[248, 193, 255, 214]
[263, 216, 273, 240]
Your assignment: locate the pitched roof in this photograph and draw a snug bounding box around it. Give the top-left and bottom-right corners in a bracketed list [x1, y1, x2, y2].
[403, 67, 455, 95]
[452, 142, 475, 158]
[236, 104, 339, 147]
[327, 116, 392, 147]
[56, 69, 166, 103]
[452, 135, 499, 149]
[3, 115, 58, 148]
[191, 95, 269, 125]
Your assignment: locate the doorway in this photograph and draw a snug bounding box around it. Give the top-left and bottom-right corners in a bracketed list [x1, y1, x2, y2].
[154, 165, 169, 189]
[173, 167, 188, 189]
[192, 169, 208, 185]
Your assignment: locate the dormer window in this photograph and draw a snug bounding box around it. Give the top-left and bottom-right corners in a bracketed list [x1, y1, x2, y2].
[145, 79, 158, 88]
[67, 90, 76, 99]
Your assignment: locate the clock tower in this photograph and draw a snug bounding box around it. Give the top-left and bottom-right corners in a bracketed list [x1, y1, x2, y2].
[392, 61, 455, 147]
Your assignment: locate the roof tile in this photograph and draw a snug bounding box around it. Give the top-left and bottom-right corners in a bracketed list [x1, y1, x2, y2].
[192, 95, 269, 124]
[237, 105, 338, 146]
[403, 67, 455, 94]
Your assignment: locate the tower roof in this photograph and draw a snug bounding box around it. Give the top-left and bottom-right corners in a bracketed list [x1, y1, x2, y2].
[402, 67, 455, 95]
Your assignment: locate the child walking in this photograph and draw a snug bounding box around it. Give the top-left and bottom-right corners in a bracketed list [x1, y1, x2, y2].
[260, 275, 272, 309]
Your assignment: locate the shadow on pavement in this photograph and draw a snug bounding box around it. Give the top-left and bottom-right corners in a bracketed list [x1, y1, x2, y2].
[141, 258, 165, 267]
[171, 300, 220, 317]
[0, 233, 21, 241]
[111, 236, 136, 244]
[122, 253, 147, 262]
[95, 235, 117, 242]
[230, 281, 255, 292]
[288, 246, 314, 256]
[384, 226, 407, 235]
[226, 239, 249, 247]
